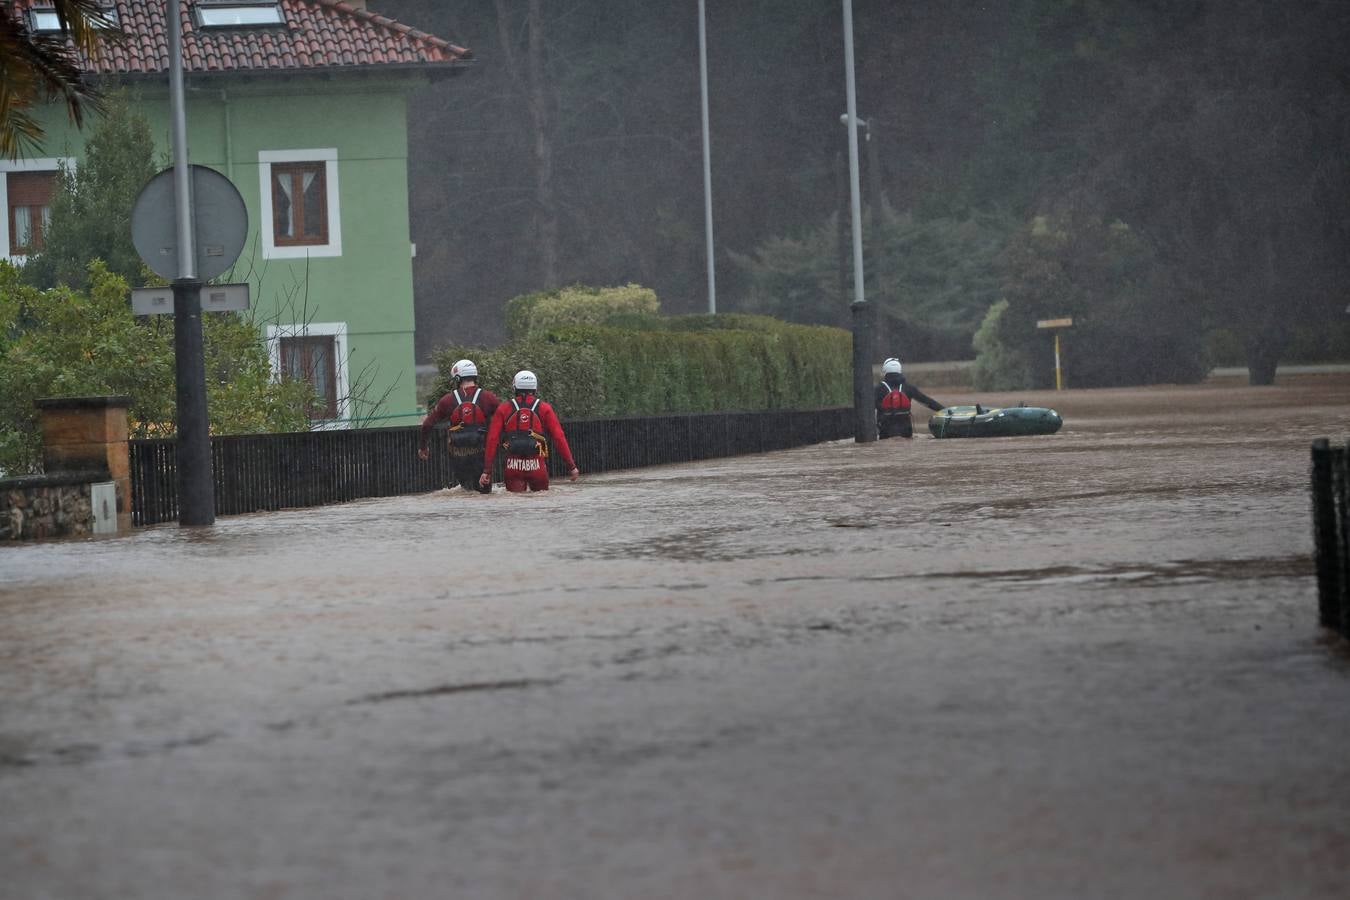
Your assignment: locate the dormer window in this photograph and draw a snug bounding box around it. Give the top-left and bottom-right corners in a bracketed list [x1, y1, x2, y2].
[195, 2, 285, 28]
[28, 4, 118, 32]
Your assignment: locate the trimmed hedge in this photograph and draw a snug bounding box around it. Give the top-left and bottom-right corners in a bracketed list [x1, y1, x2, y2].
[436, 293, 851, 418]
[505, 284, 659, 340]
[427, 341, 607, 417]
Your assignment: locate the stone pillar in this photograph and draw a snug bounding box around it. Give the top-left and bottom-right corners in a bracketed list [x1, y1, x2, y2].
[36, 396, 132, 532]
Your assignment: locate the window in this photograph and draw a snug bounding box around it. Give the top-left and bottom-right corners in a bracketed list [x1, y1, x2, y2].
[258, 149, 341, 259]
[195, 2, 284, 28]
[267, 323, 348, 425]
[29, 4, 118, 31]
[7, 172, 57, 255]
[271, 163, 328, 246]
[1, 158, 72, 261]
[280, 335, 338, 419]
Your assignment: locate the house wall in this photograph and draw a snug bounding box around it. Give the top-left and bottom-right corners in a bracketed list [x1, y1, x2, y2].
[26, 77, 425, 426]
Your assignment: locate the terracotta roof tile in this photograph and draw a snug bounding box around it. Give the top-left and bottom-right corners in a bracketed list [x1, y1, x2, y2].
[14, 1, 470, 76]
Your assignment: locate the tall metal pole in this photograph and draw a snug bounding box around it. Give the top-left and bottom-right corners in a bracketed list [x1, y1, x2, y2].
[167, 0, 214, 525]
[842, 1, 865, 308]
[698, 0, 717, 315]
[843, 0, 874, 442]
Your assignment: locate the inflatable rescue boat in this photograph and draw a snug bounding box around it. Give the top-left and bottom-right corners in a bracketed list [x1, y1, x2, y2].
[928, 403, 1062, 439]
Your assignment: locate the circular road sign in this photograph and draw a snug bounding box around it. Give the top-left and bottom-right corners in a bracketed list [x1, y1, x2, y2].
[132, 164, 248, 281]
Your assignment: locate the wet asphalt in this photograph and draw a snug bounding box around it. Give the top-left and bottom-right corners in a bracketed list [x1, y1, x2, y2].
[2, 375, 1349, 899]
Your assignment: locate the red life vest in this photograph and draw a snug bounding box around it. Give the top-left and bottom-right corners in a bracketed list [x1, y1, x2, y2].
[879, 383, 911, 414]
[503, 396, 546, 457]
[450, 388, 486, 426]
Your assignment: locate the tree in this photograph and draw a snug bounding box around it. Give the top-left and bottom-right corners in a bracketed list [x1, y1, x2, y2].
[383, 0, 1350, 377]
[975, 212, 1205, 390]
[728, 218, 843, 328]
[22, 89, 156, 290]
[491, 0, 558, 288]
[730, 206, 1016, 359]
[1075, 0, 1350, 384]
[0, 0, 105, 159]
[0, 260, 314, 475]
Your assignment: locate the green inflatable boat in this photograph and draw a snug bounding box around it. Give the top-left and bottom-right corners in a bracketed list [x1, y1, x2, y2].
[928, 403, 1063, 438]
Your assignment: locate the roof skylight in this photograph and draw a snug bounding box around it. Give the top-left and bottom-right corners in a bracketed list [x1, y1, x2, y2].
[196, 2, 286, 28]
[29, 5, 118, 32]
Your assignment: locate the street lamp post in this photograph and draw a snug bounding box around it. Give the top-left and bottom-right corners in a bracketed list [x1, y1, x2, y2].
[698, 0, 716, 315]
[167, 0, 214, 525]
[841, 0, 874, 443]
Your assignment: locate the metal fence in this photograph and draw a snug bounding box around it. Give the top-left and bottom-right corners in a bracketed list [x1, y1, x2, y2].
[1311, 438, 1350, 638]
[129, 407, 854, 526]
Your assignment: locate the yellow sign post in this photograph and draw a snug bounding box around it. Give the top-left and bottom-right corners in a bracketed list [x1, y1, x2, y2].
[1036, 318, 1074, 391]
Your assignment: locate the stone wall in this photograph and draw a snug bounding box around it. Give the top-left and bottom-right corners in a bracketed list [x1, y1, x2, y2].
[0, 473, 102, 540]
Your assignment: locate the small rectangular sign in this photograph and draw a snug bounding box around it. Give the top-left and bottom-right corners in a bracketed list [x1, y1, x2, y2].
[130, 284, 250, 315]
[130, 287, 174, 315]
[201, 283, 249, 312]
[1036, 317, 1074, 329]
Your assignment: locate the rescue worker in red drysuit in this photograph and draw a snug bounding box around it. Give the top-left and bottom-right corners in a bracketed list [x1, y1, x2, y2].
[418, 358, 501, 493]
[479, 370, 580, 492]
[875, 357, 945, 439]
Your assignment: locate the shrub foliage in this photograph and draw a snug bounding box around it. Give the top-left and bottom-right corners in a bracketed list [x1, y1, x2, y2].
[0, 261, 314, 474]
[431, 289, 850, 417]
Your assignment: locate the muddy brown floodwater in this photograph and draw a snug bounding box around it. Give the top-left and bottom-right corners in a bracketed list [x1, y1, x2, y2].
[2, 375, 1349, 899]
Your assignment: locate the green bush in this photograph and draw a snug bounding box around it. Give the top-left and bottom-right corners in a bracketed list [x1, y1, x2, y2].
[427, 341, 606, 418]
[542, 319, 849, 415]
[971, 300, 1035, 391]
[440, 289, 850, 419]
[1283, 320, 1350, 364]
[504, 290, 550, 341]
[0, 260, 313, 475]
[977, 213, 1208, 389]
[516, 283, 660, 336]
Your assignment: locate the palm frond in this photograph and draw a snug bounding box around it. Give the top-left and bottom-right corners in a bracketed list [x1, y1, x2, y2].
[0, 2, 108, 159]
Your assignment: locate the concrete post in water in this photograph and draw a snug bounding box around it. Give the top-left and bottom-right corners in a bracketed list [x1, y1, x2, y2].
[852, 300, 875, 443]
[36, 396, 132, 532]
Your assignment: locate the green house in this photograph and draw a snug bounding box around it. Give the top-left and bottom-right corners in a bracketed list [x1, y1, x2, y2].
[3, 0, 470, 426]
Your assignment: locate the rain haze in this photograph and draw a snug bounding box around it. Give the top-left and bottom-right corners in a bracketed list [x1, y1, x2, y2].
[3, 1, 1350, 898]
[392, 0, 1350, 376]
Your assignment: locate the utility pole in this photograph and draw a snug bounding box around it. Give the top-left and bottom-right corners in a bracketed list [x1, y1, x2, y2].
[698, 0, 716, 314]
[167, 0, 213, 525]
[842, 0, 874, 443]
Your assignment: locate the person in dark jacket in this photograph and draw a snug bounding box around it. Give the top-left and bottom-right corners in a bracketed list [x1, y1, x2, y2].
[418, 359, 501, 492]
[479, 370, 580, 492]
[875, 357, 945, 439]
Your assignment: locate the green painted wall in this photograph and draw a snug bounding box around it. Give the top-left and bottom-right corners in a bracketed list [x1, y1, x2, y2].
[28, 75, 426, 426]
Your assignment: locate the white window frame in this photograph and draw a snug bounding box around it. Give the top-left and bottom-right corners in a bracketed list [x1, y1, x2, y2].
[0, 157, 73, 264]
[29, 5, 118, 32]
[196, 3, 285, 28]
[266, 322, 350, 429]
[258, 148, 341, 260]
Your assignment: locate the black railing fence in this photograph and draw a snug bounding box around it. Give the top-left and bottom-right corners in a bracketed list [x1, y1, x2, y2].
[1311, 438, 1350, 638]
[130, 407, 853, 526]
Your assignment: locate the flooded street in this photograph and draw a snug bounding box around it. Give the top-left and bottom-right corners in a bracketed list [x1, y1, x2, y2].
[3, 375, 1349, 899]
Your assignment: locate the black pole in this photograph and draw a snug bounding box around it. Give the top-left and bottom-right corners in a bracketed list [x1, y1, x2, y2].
[852, 300, 875, 443]
[174, 278, 214, 525]
[1310, 438, 1343, 632]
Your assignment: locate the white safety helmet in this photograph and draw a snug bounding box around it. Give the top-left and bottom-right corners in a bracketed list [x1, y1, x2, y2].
[513, 370, 538, 391]
[882, 357, 903, 376]
[450, 359, 478, 381]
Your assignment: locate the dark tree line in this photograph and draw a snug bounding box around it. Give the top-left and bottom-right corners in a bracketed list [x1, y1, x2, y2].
[386, 0, 1349, 384]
